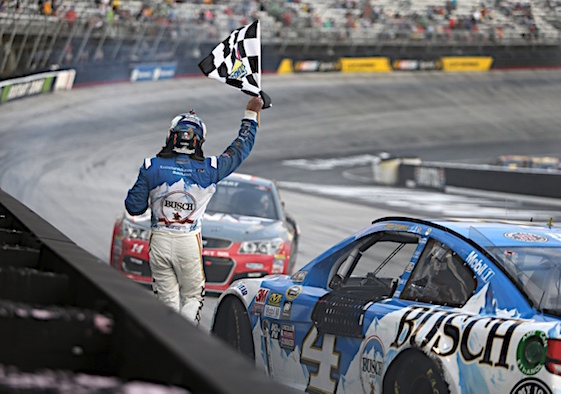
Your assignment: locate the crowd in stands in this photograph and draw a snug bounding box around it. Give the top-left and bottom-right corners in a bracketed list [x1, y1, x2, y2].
[0, 0, 559, 44]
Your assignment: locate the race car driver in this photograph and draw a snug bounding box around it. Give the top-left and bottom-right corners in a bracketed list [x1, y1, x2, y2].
[124, 96, 264, 325]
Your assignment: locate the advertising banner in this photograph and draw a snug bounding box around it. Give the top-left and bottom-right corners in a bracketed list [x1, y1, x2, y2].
[130, 63, 177, 82]
[441, 57, 493, 72]
[339, 57, 392, 73]
[293, 60, 340, 73]
[53, 69, 76, 91]
[0, 69, 75, 105]
[1, 74, 50, 104]
[391, 59, 443, 71]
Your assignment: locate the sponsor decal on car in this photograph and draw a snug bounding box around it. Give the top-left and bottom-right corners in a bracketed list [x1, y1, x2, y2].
[268, 293, 283, 307]
[465, 251, 495, 282]
[504, 232, 549, 243]
[264, 305, 281, 319]
[516, 330, 547, 375]
[282, 301, 292, 320]
[510, 378, 551, 394]
[384, 223, 411, 231]
[236, 282, 248, 296]
[255, 288, 269, 304]
[251, 288, 270, 314]
[360, 335, 385, 394]
[391, 306, 524, 368]
[270, 322, 280, 340]
[280, 324, 295, 350]
[286, 285, 302, 301]
[292, 271, 308, 283]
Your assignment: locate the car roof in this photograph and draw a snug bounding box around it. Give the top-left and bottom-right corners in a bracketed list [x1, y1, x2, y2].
[408, 217, 561, 248]
[222, 172, 275, 188]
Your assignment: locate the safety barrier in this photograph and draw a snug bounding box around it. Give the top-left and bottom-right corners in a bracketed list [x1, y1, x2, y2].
[0, 187, 295, 394]
[374, 157, 561, 201]
[0, 68, 75, 104]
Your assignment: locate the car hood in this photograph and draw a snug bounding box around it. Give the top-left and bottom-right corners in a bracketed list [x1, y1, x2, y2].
[202, 213, 287, 242]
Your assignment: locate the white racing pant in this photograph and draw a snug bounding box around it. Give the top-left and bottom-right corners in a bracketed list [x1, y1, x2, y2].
[149, 229, 205, 325]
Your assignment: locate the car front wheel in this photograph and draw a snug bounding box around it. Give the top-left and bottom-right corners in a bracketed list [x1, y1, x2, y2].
[211, 296, 254, 360]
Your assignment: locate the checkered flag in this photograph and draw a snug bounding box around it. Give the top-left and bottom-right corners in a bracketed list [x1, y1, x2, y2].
[198, 20, 271, 108]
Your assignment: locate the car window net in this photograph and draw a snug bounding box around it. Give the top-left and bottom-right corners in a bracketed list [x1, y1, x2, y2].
[401, 240, 476, 307]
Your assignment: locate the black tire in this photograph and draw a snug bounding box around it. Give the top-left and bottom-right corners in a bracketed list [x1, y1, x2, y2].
[383, 350, 450, 394]
[211, 296, 255, 360]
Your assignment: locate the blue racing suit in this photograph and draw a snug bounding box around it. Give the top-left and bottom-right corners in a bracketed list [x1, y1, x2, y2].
[125, 110, 258, 324]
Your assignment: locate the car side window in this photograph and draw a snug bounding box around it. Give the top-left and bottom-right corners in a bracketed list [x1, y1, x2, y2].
[329, 232, 419, 295]
[400, 239, 476, 307]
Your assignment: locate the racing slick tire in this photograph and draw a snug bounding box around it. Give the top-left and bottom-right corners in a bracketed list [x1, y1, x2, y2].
[211, 296, 254, 360]
[383, 350, 450, 394]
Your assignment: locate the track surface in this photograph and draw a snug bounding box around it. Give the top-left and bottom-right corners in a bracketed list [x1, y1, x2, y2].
[1, 70, 561, 329]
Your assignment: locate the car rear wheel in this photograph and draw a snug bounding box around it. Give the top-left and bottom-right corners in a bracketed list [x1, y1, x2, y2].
[211, 296, 254, 360]
[383, 350, 449, 394]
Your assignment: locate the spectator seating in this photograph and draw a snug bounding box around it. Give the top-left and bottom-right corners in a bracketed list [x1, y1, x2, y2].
[1, 0, 559, 45]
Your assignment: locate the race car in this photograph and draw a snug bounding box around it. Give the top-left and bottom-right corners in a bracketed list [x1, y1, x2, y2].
[110, 173, 299, 292]
[211, 216, 561, 393]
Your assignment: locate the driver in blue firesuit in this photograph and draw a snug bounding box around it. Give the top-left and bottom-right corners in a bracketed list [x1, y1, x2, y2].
[125, 96, 264, 326]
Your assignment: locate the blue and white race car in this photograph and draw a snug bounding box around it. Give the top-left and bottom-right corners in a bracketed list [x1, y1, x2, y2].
[211, 216, 561, 394]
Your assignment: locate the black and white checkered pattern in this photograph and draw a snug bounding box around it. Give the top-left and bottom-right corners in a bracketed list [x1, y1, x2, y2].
[199, 20, 270, 107]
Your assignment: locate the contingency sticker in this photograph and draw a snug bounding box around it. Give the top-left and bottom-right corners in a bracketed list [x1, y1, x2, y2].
[286, 285, 302, 301]
[251, 288, 270, 314]
[510, 378, 551, 394]
[516, 330, 547, 375]
[292, 271, 308, 283]
[280, 324, 295, 350]
[282, 301, 292, 320]
[504, 232, 548, 243]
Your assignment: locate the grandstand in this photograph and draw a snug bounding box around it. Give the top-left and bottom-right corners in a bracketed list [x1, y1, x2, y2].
[0, 1, 559, 82]
[0, 0, 558, 82]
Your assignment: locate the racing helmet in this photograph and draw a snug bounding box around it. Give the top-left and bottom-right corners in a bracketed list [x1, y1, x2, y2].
[167, 110, 207, 155]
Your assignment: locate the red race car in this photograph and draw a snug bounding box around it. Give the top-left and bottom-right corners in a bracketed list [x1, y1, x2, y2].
[110, 173, 299, 292]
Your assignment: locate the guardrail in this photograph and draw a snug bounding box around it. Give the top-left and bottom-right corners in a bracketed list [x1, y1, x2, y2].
[0, 187, 295, 394]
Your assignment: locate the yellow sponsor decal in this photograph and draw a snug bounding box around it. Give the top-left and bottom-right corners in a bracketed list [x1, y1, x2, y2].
[339, 57, 392, 73]
[285, 285, 302, 301]
[268, 293, 283, 307]
[441, 56, 493, 72]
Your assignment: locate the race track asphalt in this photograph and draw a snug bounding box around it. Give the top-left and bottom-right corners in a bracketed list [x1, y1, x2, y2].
[1, 70, 561, 329]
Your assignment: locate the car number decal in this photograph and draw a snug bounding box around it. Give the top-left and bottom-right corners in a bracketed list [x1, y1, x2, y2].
[301, 326, 341, 394]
